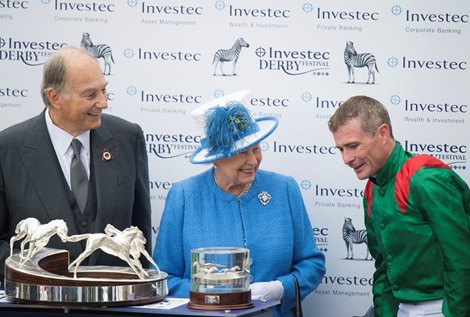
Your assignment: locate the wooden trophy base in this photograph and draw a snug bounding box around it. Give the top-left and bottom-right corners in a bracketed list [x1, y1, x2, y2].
[188, 290, 254, 310]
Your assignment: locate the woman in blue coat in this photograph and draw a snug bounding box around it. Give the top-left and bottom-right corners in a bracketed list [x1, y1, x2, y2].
[153, 90, 325, 317]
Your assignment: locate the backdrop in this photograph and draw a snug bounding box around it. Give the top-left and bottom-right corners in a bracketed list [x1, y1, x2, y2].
[1, 1, 468, 316]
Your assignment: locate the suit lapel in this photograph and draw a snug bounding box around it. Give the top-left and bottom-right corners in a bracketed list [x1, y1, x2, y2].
[88, 124, 119, 265]
[17, 111, 83, 256]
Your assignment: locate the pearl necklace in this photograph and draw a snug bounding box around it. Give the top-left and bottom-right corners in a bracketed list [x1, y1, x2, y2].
[214, 174, 252, 199]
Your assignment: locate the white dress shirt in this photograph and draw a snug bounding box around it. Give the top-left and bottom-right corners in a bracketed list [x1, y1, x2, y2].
[45, 109, 90, 189]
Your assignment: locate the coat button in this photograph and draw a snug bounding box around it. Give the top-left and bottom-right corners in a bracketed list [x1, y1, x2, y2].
[81, 221, 88, 227]
[380, 222, 385, 229]
[387, 255, 393, 262]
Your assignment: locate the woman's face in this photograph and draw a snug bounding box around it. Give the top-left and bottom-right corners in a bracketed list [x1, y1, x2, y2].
[214, 144, 262, 186]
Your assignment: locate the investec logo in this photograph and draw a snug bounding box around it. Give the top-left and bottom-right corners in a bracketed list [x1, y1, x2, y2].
[136, 48, 201, 62]
[315, 6, 379, 21]
[403, 8, 468, 23]
[322, 275, 373, 286]
[315, 185, 364, 198]
[149, 179, 172, 202]
[140, 90, 202, 104]
[400, 56, 466, 70]
[0, 0, 29, 9]
[404, 140, 467, 170]
[271, 140, 336, 155]
[53, 0, 115, 12]
[255, 46, 330, 76]
[145, 133, 201, 159]
[149, 180, 172, 191]
[0, 87, 28, 97]
[404, 99, 467, 114]
[140, 2, 203, 15]
[0, 36, 67, 66]
[250, 95, 289, 108]
[227, 4, 290, 18]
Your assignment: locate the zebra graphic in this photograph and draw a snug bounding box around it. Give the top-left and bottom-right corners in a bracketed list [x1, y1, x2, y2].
[342, 217, 372, 260]
[80, 32, 115, 75]
[213, 37, 249, 76]
[344, 41, 378, 84]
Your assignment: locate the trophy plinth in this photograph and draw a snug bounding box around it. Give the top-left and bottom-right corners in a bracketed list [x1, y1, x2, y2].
[5, 248, 168, 306]
[188, 247, 253, 310]
[188, 290, 253, 310]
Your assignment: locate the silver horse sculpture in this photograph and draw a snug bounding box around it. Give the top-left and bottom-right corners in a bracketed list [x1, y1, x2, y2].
[66, 224, 159, 279]
[10, 218, 68, 264]
[10, 217, 41, 257]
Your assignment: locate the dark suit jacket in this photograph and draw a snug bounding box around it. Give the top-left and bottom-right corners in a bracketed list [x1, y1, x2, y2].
[0, 109, 152, 284]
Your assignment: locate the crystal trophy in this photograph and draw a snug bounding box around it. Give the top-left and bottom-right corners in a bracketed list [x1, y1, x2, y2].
[188, 247, 253, 310]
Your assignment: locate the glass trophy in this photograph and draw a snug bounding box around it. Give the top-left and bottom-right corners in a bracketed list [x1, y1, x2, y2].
[188, 247, 253, 310]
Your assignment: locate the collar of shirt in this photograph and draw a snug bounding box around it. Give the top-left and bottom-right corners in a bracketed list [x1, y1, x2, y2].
[45, 109, 91, 185]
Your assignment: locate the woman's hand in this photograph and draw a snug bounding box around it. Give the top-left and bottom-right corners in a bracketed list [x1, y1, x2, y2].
[250, 280, 284, 301]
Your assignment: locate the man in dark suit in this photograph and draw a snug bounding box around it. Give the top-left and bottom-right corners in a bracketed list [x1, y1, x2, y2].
[0, 46, 152, 284]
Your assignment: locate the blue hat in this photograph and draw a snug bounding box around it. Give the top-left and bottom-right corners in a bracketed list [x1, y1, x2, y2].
[190, 90, 279, 164]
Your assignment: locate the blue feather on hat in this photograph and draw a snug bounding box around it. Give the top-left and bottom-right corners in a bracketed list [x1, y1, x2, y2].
[204, 102, 253, 158]
[189, 90, 278, 164]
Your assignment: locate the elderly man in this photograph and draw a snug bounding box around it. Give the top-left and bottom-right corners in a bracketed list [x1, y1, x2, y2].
[0, 46, 152, 284]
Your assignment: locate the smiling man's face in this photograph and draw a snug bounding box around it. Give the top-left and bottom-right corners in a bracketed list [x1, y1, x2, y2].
[332, 117, 390, 180]
[48, 50, 108, 136]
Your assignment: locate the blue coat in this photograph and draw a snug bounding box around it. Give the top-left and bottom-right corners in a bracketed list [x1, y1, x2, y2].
[153, 168, 325, 317]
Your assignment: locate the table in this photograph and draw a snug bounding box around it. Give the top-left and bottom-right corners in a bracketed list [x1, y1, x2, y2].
[0, 294, 278, 317]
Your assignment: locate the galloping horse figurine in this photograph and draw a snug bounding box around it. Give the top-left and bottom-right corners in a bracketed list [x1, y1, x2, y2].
[10, 217, 41, 258]
[66, 224, 159, 279]
[10, 218, 68, 264]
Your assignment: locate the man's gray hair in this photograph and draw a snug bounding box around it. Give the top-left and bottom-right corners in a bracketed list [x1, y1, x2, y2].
[40, 46, 96, 107]
[328, 95, 394, 139]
